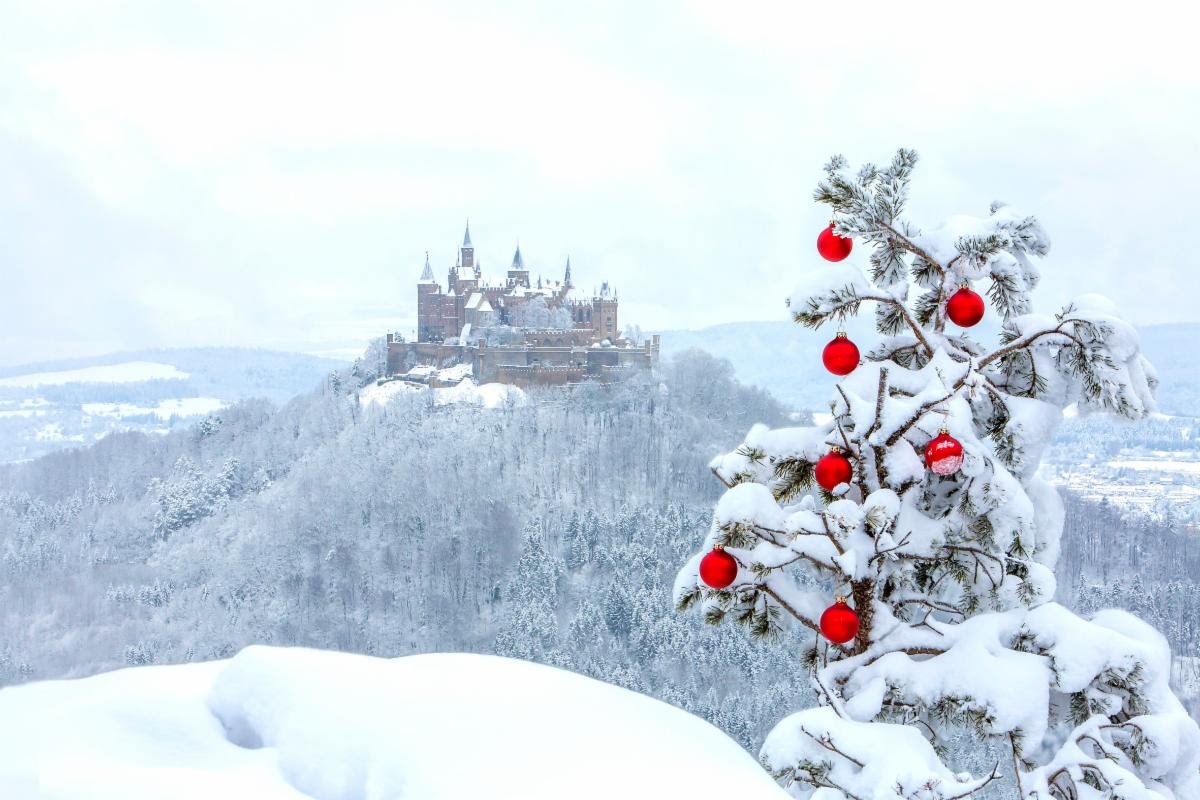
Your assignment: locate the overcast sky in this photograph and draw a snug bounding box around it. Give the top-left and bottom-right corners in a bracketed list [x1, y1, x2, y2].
[2, 1, 1197, 365]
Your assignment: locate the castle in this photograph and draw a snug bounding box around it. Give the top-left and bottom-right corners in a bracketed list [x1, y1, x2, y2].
[386, 223, 659, 388]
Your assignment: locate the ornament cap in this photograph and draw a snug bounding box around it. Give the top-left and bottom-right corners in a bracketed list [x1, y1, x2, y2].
[713, 543, 724, 551]
[829, 445, 841, 453]
[834, 595, 847, 604]
[958, 281, 970, 290]
[938, 426, 950, 435]
[835, 330, 848, 339]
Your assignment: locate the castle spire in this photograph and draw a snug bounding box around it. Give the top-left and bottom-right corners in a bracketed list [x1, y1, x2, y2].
[420, 251, 434, 281]
[564, 256, 572, 288]
[462, 220, 472, 248]
[512, 244, 524, 270]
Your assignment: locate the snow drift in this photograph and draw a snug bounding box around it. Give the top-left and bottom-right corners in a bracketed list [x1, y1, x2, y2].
[0, 646, 787, 799]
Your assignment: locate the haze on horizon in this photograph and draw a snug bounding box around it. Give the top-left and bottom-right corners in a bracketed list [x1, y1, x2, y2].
[2, 0, 1197, 367]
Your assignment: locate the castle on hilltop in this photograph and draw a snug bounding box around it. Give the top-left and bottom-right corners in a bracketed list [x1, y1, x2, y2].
[385, 223, 659, 388]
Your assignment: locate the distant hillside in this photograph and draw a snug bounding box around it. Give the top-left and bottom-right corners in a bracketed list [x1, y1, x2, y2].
[659, 320, 1199, 416]
[0, 348, 345, 463]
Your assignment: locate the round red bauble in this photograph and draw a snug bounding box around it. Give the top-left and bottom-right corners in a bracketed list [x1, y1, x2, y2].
[699, 547, 738, 589]
[816, 224, 853, 262]
[820, 598, 859, 644]
[946, 285, 985, 327]
[814, 448, 853, 492]
[822, 333, 860, 376]
[925, 429, 964, 476]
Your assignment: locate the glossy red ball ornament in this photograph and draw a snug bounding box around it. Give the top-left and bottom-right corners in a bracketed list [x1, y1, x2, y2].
[925, 428, 964, 476]
[699, 547, 738, 589]
[946, 284, 985, 327]
[822, 332, 860, 376]
[816, 224, 853, 262]
[814, 448, 853, 492]
[820, 598, 859, 644]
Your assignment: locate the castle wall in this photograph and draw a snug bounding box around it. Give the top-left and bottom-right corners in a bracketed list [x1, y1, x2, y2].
[386, 334, 659, 389]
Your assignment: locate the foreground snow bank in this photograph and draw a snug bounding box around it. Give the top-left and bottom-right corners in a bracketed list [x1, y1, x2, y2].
[0, 647, 786, 799]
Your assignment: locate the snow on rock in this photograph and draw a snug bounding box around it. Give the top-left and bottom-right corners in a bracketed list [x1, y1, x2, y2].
[0, 646, 788, 800]
[361, 378, 526, 410]
[434, 378, 526, 409]
[435, 363, 473, 383]
[358, 379, 426, 407]
[0, 361, 189, 387]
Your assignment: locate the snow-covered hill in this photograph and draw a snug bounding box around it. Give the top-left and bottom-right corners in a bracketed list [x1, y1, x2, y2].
[0, 348, 343, 463]
[0, 646, 787, 800]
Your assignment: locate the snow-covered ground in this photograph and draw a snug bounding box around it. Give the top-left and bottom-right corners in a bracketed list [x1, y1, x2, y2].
[360, 378, 527, 410]
[81, 397, 226, 421]
[0, 647, 786, 800]
[0, 361, 189, 387]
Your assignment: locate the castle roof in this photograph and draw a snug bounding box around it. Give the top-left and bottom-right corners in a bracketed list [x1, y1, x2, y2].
[511, 245, 525, 270]
[462, 221, 472, 248]
[419, 251, 435, 282]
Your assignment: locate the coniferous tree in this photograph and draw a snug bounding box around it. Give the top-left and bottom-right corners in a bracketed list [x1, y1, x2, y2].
[675, 150, 1200, 799]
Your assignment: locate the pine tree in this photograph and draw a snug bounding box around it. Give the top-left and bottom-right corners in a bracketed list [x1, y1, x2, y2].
[495, 523, 564, 662]
[675, 150, 1200, 799]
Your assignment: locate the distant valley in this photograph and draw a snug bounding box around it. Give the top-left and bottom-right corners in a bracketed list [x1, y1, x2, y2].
[660, 320, 1200, 525]
[0, 348, 344, 463]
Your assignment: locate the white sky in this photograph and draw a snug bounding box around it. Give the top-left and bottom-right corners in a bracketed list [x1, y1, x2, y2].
[2, 0, 1198, 365]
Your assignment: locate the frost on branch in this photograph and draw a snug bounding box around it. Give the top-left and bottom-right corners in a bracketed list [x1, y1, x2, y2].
[675, 150, 1199, 799]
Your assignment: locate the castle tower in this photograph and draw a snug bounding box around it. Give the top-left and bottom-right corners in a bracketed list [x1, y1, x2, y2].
[564, 256, 572, 288]
[593, 281, 618, 341]
[461, 221, 475, 274]
[417, 251, 441, 342]
[507, 244, 530, 288]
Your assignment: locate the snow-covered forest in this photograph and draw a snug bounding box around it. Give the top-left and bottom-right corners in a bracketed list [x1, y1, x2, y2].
[1, 347, 1196, 765]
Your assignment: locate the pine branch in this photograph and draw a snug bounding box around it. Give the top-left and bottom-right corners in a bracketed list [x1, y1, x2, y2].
[974, 318, 1086, 373]
[760, 583, 822, 636]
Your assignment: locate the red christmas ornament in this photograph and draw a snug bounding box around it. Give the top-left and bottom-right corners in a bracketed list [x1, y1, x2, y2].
[699, 546, 738, 589]
[814, 447, 853, 492]
[820, 597, 859, 644]
[946, 284, 985, 327]
[816, 224, 853, 262]
[925, 428, 964, 476]
[822, 332, 860, 376]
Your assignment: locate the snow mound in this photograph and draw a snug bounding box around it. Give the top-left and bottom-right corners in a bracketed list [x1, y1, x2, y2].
[0, 361, 189, 387]
[358, 378, 426, 407]
[0, 647, 787, 799]
[434, 378, 526, 408]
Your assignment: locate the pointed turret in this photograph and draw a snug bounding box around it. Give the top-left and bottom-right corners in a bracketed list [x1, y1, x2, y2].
[564, 256, 572, 288]
[507, 243, 530, 288]
[460, 220, 475, 272]
[419, 251, 435, 282]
